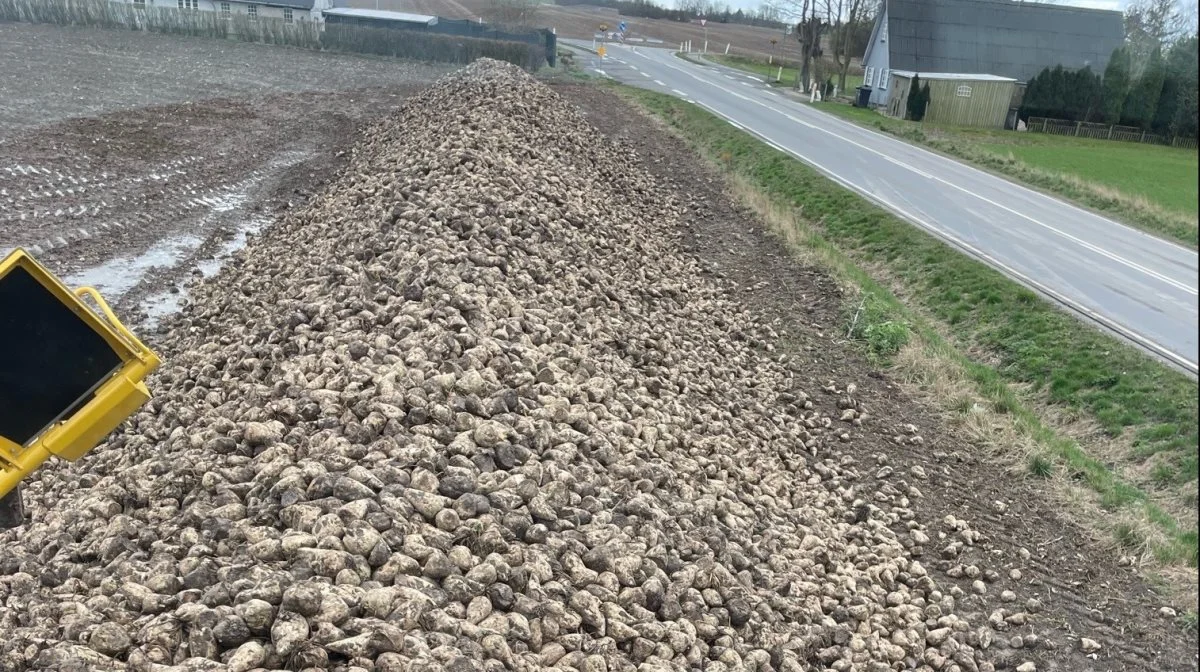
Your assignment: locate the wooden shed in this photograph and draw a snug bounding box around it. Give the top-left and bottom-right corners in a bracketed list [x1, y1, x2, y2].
[885, 71, 1018, 128]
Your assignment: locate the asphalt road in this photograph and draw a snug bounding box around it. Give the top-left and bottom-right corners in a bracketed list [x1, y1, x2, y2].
[565, 41, 1200, 375]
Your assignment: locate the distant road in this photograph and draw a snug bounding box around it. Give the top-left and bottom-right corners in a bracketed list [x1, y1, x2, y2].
[567, 42, 1199, 375]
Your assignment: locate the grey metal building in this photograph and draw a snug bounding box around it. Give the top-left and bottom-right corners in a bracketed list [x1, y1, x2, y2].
[860, 0, 1124, 107]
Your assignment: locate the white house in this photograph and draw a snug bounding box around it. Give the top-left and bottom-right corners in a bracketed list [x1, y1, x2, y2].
[121, 0, 335, 23]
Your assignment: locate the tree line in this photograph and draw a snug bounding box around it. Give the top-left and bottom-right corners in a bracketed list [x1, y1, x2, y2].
[1019, 0, 1197, 139]
[1020, 38, 1197, 139]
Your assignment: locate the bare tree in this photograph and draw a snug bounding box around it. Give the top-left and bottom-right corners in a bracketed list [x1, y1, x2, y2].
[757, 1, 782, 22]
[821, 0, 869, 93]
[766, 0, 823, 91]
[1125, 0, 1191, 74]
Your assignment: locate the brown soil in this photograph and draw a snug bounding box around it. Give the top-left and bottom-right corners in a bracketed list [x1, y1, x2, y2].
[0, 86, 432, 340]
[556, 82, 1199, 672]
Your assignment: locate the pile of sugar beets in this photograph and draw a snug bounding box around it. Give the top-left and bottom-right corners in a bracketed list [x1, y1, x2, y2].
[0, 60, 1003, 672]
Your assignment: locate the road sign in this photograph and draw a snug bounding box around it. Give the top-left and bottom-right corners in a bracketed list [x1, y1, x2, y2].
[0, 248, 160, 523]
[618, 21, 626, 33]
[699, 18, 706, 26]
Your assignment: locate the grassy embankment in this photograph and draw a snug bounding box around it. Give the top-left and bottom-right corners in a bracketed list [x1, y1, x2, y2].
[814, 103, 1199, 248]
[614, 85, 1199, 581]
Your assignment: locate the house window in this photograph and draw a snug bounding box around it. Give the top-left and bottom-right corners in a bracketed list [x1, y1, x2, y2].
[132, 0, 146, 6]
[246, 3, 258, 19]
[956, 84, 972, 98]
[220, 1, 230, 17]
[178, 0, 198, 9]
[865, 66, 874, 87]
[283, 7, 293, 22]
[879, 69, 889, 89]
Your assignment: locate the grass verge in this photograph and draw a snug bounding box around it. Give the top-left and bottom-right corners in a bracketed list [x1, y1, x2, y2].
[613, 83, 1199, 573]
[709, 54, 864, 91]
[812, 102, 1199, 248]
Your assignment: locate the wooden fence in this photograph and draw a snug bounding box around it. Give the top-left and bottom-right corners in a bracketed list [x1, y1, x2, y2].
[1027, 117, 1198, 150]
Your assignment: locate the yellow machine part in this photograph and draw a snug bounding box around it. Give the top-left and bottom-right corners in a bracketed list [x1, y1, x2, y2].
[0, 250, 160, 502]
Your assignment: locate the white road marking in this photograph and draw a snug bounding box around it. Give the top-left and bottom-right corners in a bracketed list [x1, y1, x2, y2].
[639, 51, 1198, 296]
[642, 72, 652, 78]
[633, 50, 1198, 372]
[672, 89, 686, 96]
[654, 79, 666, 86]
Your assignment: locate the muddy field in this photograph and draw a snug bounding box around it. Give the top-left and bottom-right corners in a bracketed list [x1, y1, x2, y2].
[0, 23, 452, 135]
[0, 23, 450, 339]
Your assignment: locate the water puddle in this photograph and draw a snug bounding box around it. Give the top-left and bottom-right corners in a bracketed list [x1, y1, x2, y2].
[64, 234, 203, 298]
[139, 216, 267, 330]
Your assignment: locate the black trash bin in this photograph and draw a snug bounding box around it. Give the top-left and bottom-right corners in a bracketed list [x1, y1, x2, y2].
[855, 85, 873, 108]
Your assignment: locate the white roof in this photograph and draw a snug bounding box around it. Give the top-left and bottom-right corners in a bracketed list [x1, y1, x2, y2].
[889, 70, 1017, 82]
[322, 7, 438, 24]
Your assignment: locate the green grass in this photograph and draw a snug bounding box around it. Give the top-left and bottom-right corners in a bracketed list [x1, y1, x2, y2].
[982, 138, 1199, 217]
[812, 103, 1200, 247]
[709, 54, 862, 92]
[617, 84, 1199, 568]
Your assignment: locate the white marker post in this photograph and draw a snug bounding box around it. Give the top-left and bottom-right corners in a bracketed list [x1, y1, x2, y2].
[776, 66, 782, 82]
[725, 43, 730, 54]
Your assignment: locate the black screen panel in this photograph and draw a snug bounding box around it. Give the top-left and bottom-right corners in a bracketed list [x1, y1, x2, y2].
[0, 266, 123, 445]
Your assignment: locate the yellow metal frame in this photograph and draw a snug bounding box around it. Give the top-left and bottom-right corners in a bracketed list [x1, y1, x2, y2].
[0, 249, 160, 500]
